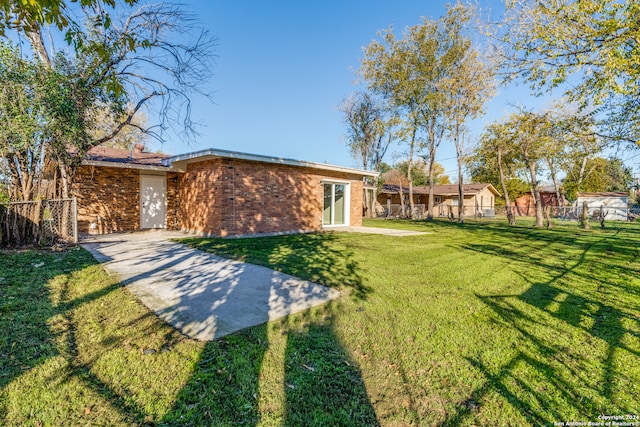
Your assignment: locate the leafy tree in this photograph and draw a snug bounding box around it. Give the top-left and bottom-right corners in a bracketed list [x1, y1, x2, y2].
[469, 121, 528, 225]
[502, 0, 640, 146]
[471, 111, 552, 227]
[510, 111, 552, 227]
[555, 110, 606, 196]
[564, 157, 633, 200]
[360, 3, 486, 220]
[360, 24, 425, 218]
[441, 3, 496, 223]
[0, 0, 136, 37]
[0, 42, 51, 201]
[339, 91, 392, 172]
[0, 2, 215, 201]
[394, 159, 449, 186]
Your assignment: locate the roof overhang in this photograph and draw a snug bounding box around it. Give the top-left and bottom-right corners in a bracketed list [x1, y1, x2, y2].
[82, 160, 171, 172]
[164, 148, 379, 177]
[577, 192, 628, 198]
[485, 184, 502, 197]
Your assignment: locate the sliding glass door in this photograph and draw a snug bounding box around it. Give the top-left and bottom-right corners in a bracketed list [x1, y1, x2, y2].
[323, 183, 347, 226]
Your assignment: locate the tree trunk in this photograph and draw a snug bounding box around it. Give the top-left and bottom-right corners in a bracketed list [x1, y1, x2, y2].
[580, 201, 590, 229]
[426, 127, 436, 221]
[27, 30, 52, 67]
[497, 147, 515, 225]
[544, 205, 553, 229]
[527, 159, 544, 227]
[455, 128, 464, 224]
[397, 178, 405, 218]
[58, 161, 72, 199]
[577, 144, 589, 186]
[546, 157, 562, 217]
[406, 127, 417, 219]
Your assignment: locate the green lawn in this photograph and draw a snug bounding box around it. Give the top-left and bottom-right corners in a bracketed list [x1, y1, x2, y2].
[1, 218, 639, 426]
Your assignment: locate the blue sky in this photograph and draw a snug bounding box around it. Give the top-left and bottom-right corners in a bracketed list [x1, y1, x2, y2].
[160, 0, 535, 179]
[137, 2, 633, 179]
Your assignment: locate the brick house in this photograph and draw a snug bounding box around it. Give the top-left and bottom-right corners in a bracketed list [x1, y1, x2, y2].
[73, 145, 376, 237]
[377, 183, 500, 217]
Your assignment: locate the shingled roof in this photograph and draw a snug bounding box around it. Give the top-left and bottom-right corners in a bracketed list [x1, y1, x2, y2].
[84, 146, 170, 167]
[381, 183, 501, 197]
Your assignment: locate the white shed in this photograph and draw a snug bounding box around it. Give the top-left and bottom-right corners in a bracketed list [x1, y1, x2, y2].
[576, 192, 629, 221]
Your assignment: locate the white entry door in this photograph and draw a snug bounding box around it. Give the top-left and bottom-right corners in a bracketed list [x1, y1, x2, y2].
[140, 175, 166, 229]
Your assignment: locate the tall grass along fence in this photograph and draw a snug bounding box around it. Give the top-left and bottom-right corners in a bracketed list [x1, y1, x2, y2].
[0, 198, 78, 247]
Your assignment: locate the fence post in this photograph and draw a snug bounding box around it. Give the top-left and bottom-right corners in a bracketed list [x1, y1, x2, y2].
[72, 197, 78, 244]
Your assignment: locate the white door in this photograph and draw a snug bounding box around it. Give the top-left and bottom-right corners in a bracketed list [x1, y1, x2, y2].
[140, 175, 166, 229]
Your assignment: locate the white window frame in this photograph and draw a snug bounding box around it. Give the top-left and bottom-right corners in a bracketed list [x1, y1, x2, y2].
[322, 180, 350, 228]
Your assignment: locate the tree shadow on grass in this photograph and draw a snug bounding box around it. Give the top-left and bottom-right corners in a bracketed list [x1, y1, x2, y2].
[0, 249, 139, 424]
[443, 225, 640, 425]
[0, 249, 97, 388]
[161, 307, 380, 426]
[282, 310, 379, 426]
[179, 232, 371, 300]
[160, 325, 270, 426]
[160, 233, 377, 426]
[3, 232, 375, 425]
[1, 248, 203, 425]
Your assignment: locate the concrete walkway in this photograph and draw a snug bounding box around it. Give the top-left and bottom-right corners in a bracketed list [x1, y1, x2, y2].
[80, 231, 340, 341]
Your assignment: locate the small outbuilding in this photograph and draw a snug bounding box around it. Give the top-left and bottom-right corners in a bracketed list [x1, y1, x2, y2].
[73, 145, 377, 237]
[576, 192, 629, 221]
[514, 186, 565, 216]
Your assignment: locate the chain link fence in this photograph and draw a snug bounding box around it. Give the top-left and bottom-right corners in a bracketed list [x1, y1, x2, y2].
[0, 198, 78, 247]
[375, 203, 636, 222]
[499, 205, 633, 222]
[377, 204, 494, 219]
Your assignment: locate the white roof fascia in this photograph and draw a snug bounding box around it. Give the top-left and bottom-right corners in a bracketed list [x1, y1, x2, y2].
[82, 159, 171, 172]
[164, 148, 379, 177]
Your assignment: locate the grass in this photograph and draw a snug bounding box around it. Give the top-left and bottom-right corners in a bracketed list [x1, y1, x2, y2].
[1, 218, 640, 425]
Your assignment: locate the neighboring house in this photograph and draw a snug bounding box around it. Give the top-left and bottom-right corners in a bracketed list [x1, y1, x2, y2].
[514, 186, 564, 216]
[377, 183, 500, 217]
[73, 145, 377, 237]
[577, 192, 629, 221]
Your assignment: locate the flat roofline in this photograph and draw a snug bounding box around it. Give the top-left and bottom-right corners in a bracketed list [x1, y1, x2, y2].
[82, 160, 171, 172]
[577, 192, 628, 197]
[164, 148, 379, 177]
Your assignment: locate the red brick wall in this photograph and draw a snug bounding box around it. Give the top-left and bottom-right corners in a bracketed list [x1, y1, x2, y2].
[73, 166, 141, 234]
[166, 172, 180, 230]
[179, 158, 364, 237]
[74, 160, 365, 237]
[73, 166, 179, 234]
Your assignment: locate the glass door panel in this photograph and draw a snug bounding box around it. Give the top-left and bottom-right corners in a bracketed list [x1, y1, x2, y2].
[323, 184, 332, 225]
[334, 184, 345, 225]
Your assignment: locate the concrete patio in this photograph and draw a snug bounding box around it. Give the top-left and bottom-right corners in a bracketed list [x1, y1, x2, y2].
[81, 230, 341, 341]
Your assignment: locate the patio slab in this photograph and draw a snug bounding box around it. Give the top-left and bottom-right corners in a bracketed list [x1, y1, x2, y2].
[80, 230, 340, 341]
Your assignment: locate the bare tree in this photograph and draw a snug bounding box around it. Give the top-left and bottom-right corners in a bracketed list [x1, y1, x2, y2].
[339, 91, 393, 217]
[2, 2, 216, 200]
